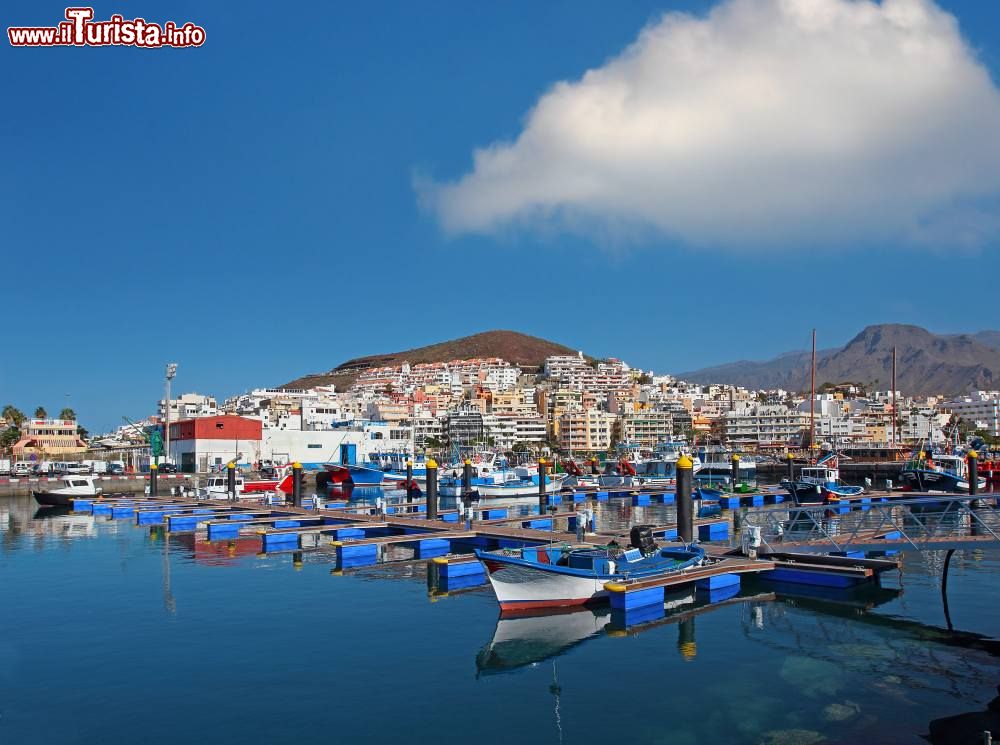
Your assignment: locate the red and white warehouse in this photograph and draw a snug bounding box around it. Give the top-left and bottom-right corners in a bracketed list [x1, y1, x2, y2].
[167, 415, 263, 472]
[165, 414, 394, 470]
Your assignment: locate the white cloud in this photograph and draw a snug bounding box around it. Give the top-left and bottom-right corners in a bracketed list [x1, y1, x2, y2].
[420, 0, 1000, 249]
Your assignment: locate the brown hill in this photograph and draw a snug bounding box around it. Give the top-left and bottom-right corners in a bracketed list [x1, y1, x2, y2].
[680, 324, 1000, 396]
[282, 330, 580, 390]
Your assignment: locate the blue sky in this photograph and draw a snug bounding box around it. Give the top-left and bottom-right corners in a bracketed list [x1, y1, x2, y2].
[3, 0, 999, 433]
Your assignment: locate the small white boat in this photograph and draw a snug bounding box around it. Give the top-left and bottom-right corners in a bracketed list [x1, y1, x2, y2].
[33, 475, 103, 506]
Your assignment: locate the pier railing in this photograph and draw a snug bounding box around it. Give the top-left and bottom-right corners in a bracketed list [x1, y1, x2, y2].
[740, 497, 1000, 554]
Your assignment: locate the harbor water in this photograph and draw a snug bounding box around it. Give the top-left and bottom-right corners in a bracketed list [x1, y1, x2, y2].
[3, 493, 1000, 744]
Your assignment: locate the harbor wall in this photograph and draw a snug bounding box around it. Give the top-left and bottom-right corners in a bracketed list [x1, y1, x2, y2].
[0, 474, 195, 498]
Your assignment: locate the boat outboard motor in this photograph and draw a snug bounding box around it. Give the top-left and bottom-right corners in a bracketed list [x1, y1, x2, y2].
[629, 524, 657, 557]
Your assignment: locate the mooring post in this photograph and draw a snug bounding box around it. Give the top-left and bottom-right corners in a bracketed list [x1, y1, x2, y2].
[405, 460, 414, 504]
[969, 449, 979, 497]
[149, 462, 158, 498]
[590, 457, 600, 476]
[426, 458, 438, 520]
[292, 461, 303, 507]
[226, 462, 236, 501]
[731, 454, 741, 490]
[786, 452, 794, 482]
[538, 457, 548, 514]
[677, 454, 694, 544]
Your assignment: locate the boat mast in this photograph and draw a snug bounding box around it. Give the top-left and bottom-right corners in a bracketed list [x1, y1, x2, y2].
[810, 328, 816, 462]
[891, 346, 897, 451]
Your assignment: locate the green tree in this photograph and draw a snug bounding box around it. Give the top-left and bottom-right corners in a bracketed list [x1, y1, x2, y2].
[59, 407, 77, 420]
[34, 406, 47, 418]
[2, 405, 26, 427]
[0, 427, 20, 450]
[511, 442, 529, 453]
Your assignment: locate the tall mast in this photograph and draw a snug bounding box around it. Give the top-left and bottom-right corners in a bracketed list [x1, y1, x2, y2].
[891, 346, 897, 449]
[810, 329, 816, 461]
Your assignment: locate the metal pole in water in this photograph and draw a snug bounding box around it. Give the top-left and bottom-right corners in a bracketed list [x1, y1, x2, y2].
[149, 462, 158, 498]
[538, 458, 548, 515]
[969, 450, 979, 497]
[942, 548, 956, 632]
[227, 462, 236, 501]
[677, 454, 694, 544]
[292, 461, 303, 508]
[426, 459, 438, 520]
[405, 460, 413, 504]
[731, 454, 741, 490]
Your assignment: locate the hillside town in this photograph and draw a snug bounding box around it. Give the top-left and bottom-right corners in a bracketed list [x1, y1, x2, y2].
[4, 351, 999, 474]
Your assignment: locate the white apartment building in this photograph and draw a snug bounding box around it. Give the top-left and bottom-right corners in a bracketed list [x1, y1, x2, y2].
[621, 411, 674, 447]
[721, 405, 809, 446]
[159, 392, 218, 419]
[940, 392, 1000, 437]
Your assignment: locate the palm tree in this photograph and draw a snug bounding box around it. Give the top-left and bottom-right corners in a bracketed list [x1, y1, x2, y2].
[34, 406, 47, 418]
[59, 407, 77, 420]
[2, 405, 25, 428]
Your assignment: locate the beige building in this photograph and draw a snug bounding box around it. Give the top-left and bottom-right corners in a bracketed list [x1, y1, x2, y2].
[13, 418, 86, 458]
[557, 410, 617, 453]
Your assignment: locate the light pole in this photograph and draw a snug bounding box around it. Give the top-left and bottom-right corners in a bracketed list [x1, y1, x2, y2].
[165, 363, 178, 466]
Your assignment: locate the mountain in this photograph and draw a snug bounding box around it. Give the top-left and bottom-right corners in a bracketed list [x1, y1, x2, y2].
[679, 324, 1000, 396]
[281, 330, 580, 390]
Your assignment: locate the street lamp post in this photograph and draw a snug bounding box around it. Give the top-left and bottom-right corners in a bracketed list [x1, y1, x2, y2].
[165, 363, 178, 467]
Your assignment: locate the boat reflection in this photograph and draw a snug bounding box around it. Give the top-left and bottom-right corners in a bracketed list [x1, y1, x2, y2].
[476, 606, 611, 676]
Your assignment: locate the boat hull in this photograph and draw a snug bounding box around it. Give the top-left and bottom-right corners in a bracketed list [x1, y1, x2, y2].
[899, 469, 984, 494]
[479, 559, 610, 610]
[32, 490, 76, 507]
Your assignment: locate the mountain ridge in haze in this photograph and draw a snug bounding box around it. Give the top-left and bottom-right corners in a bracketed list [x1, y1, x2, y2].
[679, 324, 1000, 395]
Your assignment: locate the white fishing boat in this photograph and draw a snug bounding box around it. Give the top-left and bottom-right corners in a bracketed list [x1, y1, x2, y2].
[33, 475, 103, 506]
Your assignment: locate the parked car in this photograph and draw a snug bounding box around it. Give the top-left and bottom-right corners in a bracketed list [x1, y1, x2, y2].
[64, 462, 89, 474]
[158, 463, 178, 473]
[107, 463, 125, 475]
[12, 461, 34, 477]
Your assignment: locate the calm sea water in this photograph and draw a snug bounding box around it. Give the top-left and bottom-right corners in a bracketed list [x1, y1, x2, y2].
[2, 493, 999, 745]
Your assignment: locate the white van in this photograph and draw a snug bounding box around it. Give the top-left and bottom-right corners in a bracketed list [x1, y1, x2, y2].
[12, 461, 34, 477]
[63, 462, 89, 475]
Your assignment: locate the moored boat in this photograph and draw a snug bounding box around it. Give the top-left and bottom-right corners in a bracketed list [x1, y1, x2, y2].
[33, 475, 103, 506]
[899, 451, 986, 494]
[781, 454, 864, 505]
[475, 526, 705, 610]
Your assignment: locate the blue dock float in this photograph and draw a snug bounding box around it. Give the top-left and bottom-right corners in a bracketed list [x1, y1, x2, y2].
[698, 521, 729, 541]
[631, 494, 650, 506]
[696, 573, 740, 591]
[432, 557, 484, 579]
[206, 522, 243, 540]
[480, 508, 508, 520]
[335, 542, 378, 567]
[110, 505, 136, 519]
[609, 585, 662, 611]
[762, 566, 864, 588]
[573, 492, 588, 502]
[440, 512, 460, 523]
[657, 493, 676, 505]
[595, 491, 609, 502]
[521, 519, 552, 530]
[331, 527, 366, 539]
[262, 531, 301, 551]
[413, 538, 451, 558]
